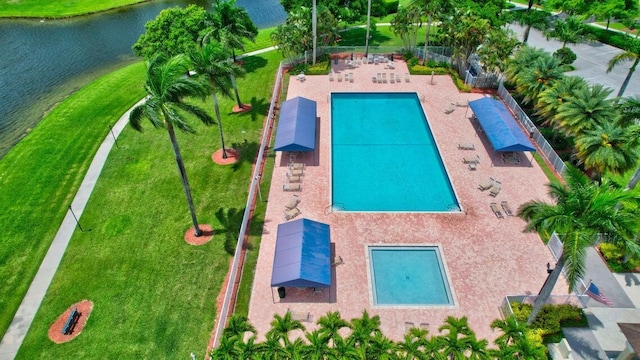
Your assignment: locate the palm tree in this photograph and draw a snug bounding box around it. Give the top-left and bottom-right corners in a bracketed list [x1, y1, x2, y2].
[511, 9, 551, 44]
[616, 96, 640, 127]
[267, 311, 306, 348]
[258, 332, 287, 360]
[304, 330, 332, 360]
[189, 41, 244, 159]
[411, 0, 451, 64]
[391, 6, 423, 52]
[544, 16, 591, 48]
[317, 311, 350, 347]
[208, 0, 258, 62]
[368, 332, 396, 359]
[222, 313, 256, 338]
[516, 53, 564, 105]
[506, 46, 547, 85]
[517, 167, 640, 324]
[574, 121, 640, 178]
[129, 54, 213, 237]
[554, 84, 616, 137]
[347, 310, 382, 357]
[437, 316, 486, 359]
[396, 327, 429, 359]
[535, 76, 588, 124]
[607, 38, 640, 97]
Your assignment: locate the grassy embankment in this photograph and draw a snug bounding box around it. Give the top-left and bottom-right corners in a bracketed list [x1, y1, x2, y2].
[15, 50, 282, 358]
[0, 0, 147, 18]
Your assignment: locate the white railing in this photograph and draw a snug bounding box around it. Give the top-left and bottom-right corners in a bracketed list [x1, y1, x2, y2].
[211, 61, 285, 350]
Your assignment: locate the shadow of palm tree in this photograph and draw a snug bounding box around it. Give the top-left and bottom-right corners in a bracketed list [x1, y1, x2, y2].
[229, 140, 260, 171]
[215, 207, 245, 255]
[241, 55, 268, 74]
[338, 28, 392, 46]
[249, 96, 270, 122]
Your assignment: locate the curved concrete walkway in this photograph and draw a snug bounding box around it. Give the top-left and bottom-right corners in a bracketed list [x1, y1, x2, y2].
[0, 99, 143, 360]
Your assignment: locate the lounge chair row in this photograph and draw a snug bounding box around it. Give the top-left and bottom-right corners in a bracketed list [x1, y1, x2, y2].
[283, 162, 305, 192]
[463, 154, 480, 171]
[490, 201, 514, 218]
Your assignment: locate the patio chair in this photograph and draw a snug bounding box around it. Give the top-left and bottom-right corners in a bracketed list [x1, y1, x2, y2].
[382, 73, 387, 83]
[489, 181, 502, 197]
[349, 72, 354, 83]
[468, 162, 477, 170]
[404, 73, 410, 82]
[285, 194, 300, 210]
[296, 73, 306, 81]
[390, 73, 395, 84]
[490, 202, 504, 218]
[405, 322, 415, 333]
[289, 162, 305, 170]
[332, 255, 344, 266]
[478, 177, 495, 191]
[458, 143, 475, 150]
[286, 173, 302, 183]
[372, 74, 378, 83]
[289, 168, 304, 176]
[283, 207, 301, 221]
[419, 323, 429, 331]
[395, 74, 401, 83]
[444, 104, 455, 114]
[283, 183, 302, 192]
[501, 201, 514, 216]
[377, 73, 382, 84]
[329, 72, 334, 81]
[337, 73, 343, 82]
[289, 310, 311, 322]
[462, 155, 480, 164]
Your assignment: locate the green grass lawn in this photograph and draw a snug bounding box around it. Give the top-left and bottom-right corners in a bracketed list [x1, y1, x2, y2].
[0, 0, 146, 18]
[339, 24, 432, 47]
[0, 63, 146, 338]
[15, 51, 282, 359]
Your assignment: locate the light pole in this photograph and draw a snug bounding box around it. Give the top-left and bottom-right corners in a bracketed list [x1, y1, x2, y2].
[364, 0, 372, 57]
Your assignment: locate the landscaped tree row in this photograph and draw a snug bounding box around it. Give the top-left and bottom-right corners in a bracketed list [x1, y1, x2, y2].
[212, 311, 552, 359]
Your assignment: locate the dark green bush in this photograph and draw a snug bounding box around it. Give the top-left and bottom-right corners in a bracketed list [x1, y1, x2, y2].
[599, 243, 640, 272]
[586, 26, 639, 51]
[407, 57, 419, 67]
[510, 302, 587, 343]
[554, 47, 577, 65]
[384, 0, 399, 14]
[402, 50, 414, 61]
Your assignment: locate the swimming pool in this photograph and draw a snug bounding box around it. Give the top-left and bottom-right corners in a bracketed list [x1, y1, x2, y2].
[368, 246, 453, 306]
[331, 92, 458, 212]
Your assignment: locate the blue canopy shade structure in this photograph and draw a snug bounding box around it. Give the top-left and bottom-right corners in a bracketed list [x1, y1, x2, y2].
[468, 98, 536, 152]
[273, 96, 317, 152]
[271, 218, 331, 288]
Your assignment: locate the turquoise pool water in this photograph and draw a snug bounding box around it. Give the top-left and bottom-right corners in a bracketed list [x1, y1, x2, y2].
[369, 246, 453, 305]
[331, 92, 458, 212]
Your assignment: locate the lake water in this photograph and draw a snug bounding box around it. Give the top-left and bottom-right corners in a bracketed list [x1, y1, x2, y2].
[0, 0, 286, 157]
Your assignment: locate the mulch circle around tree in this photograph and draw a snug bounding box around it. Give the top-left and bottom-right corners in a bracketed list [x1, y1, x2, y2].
[232, 104, 252, 113]
[211, 148, 239, 165]
[184, 224, 214, 245]
[48, 300, 93, 344]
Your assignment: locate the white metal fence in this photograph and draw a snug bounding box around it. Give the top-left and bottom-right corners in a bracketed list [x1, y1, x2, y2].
[211, 61, 285, 349]
[497, 83, 568, 177]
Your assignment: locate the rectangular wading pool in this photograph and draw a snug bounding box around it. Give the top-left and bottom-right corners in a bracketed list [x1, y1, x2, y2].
[331, 92, 459, 212]
[368, 246, 453, 306]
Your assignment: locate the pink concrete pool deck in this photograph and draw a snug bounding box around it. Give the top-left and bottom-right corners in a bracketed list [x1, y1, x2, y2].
[247, 59, 567, 342]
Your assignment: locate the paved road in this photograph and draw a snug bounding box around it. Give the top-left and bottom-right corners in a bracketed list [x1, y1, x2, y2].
[509, 23, 639, 99]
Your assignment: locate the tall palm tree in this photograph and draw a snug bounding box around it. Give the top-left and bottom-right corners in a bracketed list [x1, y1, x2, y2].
[506, 46, 547, 85]
[607, 38, 640, 97]
[208, 0, 258, 62]
[222, 313, 256, 338]
[544, 16, 591, 48]
[189, 41, 244, 159]
[347, 310, 382, 357]
[129, 54, 213, 237]
[574, 120, 640, 178]
[258, 332, 288, 360]
[517, 167, 640, 324]
[368, 332, 396, 359]
[511, 9, 551, 44]
[391, 6, 423, 52]
[411, 0, 451, 65]
[304, 330, 332, 360]
[554, 84, 616, 137]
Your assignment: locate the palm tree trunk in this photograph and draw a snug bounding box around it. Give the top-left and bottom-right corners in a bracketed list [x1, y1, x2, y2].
[523, 25, 532, 44]
[312, 0, 317, 65]
[617, 57, 639, 97]
[229, 73, 243, 109]
[167, 123, 202, 236]
[211, 88, 228, 159]
[365, 0, 371, 57]
[422, 15, 432, 66]
[527, 256, 564, 325]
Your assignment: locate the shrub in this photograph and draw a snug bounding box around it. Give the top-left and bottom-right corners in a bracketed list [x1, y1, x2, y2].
[402, 50, 414, 61]
[554, 47, 577, 65]
[599, 243, 640, 272]
[449, 70, 471, 92]
[407, 57, 419, 67]
[510, 302, 587, 343]
[384, 0, 399, 14]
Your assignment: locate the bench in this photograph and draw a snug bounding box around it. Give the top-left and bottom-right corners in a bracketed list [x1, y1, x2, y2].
[61, 308, 80, 335]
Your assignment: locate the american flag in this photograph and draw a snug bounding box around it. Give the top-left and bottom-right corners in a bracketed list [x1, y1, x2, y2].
[585, 282, 614, 306]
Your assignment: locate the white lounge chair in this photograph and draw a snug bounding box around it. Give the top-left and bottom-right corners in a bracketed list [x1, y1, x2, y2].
[329, 72, 334, 81]
[283, 183, 301, 192]
[501, 201, 514, 216]
[285, 195, 300, 210]
[404, 73, 410, 82]
[458, 143, 475, 150]
[349, 72, 354, 83]
[283, 207, 301, 221]
[462, 155, 480, 164]
[490, 202, 504, 218]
